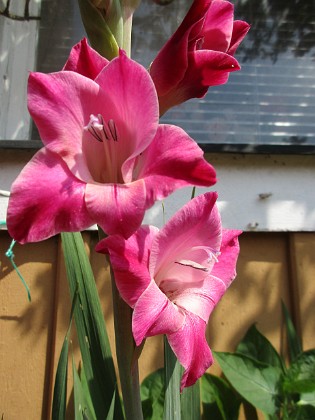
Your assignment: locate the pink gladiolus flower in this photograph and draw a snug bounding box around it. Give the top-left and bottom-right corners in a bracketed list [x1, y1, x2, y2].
[6, 40, 216, 244]
[96, 192, 241, 390]
[150, 0, 250, 114]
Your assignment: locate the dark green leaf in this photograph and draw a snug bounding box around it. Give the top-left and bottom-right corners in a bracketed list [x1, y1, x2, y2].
[163, 336, 182, 420]
[181, 380, 200, 420]
[283, 350, 315, 394]
[52, 337, 69, 420]
[201, 373, 242, 420]
[214, 351, 282, 415]
[141, 369, 165, 420]
[237, 324, 284, 371]
[72, 358, 96, 420]
[61, 232, 123, 420]
[288, 404, 315, 419]
[105, 391, 117, 420]
[282, 301, 302, 363]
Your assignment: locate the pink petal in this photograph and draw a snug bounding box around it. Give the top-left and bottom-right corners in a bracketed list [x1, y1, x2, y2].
[135, 124, 216, 207]
[28, 71, 100, 181]
[228, 20, 251, 56]
[6, 149, 93, 244]
[189, 49, 240, 87]
[172, 273, 229, 323]
[210, 229, 242, 288]
[132, 280, 185, 345]
[150, 192, 221, 281]
[149, 0, 210, 96]
[94, 51, 159, 181]
[63, 38, 109, 79]
[29, 52, 159, 184]
[203, 0, 234, 52]
[95, 226, 158, 306]
[167, 312, 213, 390]
[85, 179, 147, 238]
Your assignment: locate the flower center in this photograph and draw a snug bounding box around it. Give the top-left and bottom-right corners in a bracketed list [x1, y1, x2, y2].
[85, 114, 118, 143]
[84, 114, 123, 184]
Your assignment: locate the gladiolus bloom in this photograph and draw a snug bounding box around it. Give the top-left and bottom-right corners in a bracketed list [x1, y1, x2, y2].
[6, 40, 216, 244]
[96, 192, 241, 389]
[150, 0, 250, 114]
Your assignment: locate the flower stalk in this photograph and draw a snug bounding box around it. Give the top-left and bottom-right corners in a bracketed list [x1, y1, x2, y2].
[110, 271, 144, 420]
[99, 227, 143, 419]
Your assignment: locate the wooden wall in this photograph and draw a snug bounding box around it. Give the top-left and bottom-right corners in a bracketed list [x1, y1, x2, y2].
[0, 230, 314, 418]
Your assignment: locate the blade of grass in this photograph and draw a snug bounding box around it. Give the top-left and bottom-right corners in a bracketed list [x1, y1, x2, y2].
[163, 336, 181, 420]
[281, 301, 302, 362]
[181, 380, 200, 420]
[52, 337, 69, 420]
[72, 357, 97, 420]
[61, 232, 123, 419]
[52, 284, 79, 420]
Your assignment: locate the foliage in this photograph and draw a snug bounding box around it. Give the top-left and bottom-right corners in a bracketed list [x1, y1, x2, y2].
[211, 303, 315, 419]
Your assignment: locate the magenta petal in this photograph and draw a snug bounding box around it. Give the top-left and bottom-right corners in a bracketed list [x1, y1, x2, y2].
[203, 0, 234, 52]
[137, 125, 216, 206]
[85, 180, 147, 238]
[28, 71, 100, 181]
[95, 226, 158, 306]
[94, 51, 159, 180]
[211, 229, 242, 288]
[167, 312, 213, 390]
[149, 0, 209, 96]
[228, 20, 251, 55]
[7, 149, 93, 244]
[63, 38, 109, 79]
[150, 192, 221, 279]
[191, 50, 240, 86]
[132, 280, 185, 345]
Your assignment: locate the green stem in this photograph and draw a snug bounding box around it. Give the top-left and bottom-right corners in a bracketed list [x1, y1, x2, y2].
[163, 336, 181, 420]
[111, 269, 143, 420]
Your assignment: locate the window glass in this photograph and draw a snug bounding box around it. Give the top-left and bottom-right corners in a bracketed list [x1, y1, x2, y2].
[3, 0, 315, 153]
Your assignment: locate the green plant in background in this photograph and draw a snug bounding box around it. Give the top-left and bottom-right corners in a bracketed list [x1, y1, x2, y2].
[139, 302, 315, 420]
[206, 302, 315, 419]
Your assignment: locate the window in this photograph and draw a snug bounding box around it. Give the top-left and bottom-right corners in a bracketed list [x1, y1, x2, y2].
[1, 0, 315, 153]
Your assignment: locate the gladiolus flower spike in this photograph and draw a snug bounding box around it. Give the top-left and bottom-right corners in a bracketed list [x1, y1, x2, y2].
[7, 39, 216, 244]
[96, 192, 242, 390]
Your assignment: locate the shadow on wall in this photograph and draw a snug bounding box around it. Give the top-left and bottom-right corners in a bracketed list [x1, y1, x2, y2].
[1, 230, 314, 416]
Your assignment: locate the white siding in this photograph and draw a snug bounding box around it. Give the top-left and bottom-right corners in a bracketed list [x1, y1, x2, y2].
[0, 1, 41, 140]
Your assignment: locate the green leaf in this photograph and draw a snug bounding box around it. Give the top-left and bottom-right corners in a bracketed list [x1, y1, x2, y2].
[141, 369, 165, 420]
[282, 301, 302, 363]
[181, 380, 200, 420]
[52, 337, 69, 420]
[105, 391, 117, 420]
[283, 350, 315, 394]
[163, 337, 182, 420]
[288, 404, 315, 419]
[214, 351, 282, 415]
[72, 358, 96, 420]
[299, 392, 315, 407]
[61, 232, 123, 420]
[201, 373, 242, 420]
[237, 324, 284, 371]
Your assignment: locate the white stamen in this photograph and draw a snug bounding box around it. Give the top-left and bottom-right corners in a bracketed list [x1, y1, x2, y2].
[84, 114, 119, 143]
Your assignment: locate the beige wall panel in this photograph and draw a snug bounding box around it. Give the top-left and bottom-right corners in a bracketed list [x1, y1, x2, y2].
[207, 232, 291, 377]
[0, 232, 58, 419]
[2, 230, 315, 418]
[290, 233, 315, 351]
